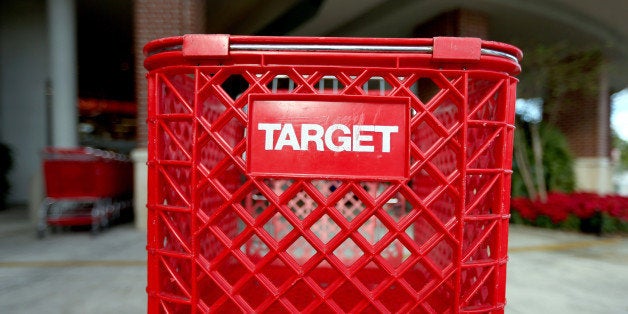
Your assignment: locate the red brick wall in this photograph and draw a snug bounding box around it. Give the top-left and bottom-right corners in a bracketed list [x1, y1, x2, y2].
[413, 9, 488, 39]
[543, 51, 610, 158]
[550, 91, 601, 157]
[548, 72, 610, 158]
[133, 0, 206, 147]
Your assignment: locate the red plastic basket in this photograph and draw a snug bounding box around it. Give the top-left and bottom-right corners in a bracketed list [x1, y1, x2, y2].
[144, 35, 521, 313]
[42, 147, 132, 199]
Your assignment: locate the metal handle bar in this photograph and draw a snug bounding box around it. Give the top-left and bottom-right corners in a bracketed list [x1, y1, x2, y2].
[230, 43, 519, 63]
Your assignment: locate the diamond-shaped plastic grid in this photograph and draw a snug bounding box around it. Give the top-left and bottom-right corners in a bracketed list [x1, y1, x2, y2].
[147, 48, 517, 313]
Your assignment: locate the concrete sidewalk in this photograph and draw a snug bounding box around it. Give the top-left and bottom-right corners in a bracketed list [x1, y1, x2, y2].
[0, 207, 626, 313]
[0, 207, 146, 313]
[506, 225, 628, 313]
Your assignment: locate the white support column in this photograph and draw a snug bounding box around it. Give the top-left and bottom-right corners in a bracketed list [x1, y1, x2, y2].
[574, 68, 613, 194]
[575, 157, 613, 194]
[47, 0, 78, 147]
[131, 148, 148, 230]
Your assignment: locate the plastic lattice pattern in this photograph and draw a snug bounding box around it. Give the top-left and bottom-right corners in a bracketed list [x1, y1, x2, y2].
[146, 36, 519, 314]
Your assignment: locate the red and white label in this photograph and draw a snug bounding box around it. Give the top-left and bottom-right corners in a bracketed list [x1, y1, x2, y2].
[247, 95, 409, 179]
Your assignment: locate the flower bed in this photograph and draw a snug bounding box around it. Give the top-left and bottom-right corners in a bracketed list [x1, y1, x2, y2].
[510, 192, 628, 235]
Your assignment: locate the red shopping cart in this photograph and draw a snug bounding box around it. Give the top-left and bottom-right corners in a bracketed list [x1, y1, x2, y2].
[144, 35, 521, 313]
[37, 147, 133, 237]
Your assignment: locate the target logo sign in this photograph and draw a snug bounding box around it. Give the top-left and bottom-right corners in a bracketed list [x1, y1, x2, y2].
[248, 95, 409, 180]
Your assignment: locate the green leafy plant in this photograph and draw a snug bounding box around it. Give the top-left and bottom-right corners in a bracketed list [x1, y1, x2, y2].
[512, 119, 575, 198]
[612, 130, 628, 171]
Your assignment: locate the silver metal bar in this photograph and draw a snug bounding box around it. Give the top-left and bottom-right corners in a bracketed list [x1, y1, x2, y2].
[230, 43, 519, 64]
[230, 44, 434, 53]
[481, 48, 519, 63]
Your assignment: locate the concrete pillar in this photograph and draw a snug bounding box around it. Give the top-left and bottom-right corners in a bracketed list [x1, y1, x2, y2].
[133, 0, 207, 229]
[47, 0, 78, 147]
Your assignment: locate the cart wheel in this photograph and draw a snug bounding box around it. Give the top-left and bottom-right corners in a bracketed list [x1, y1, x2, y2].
[100, 213, 110, 230]
[37, 199, 51, 239]
[90, 218, 102, 236]
[90, 225, 101, 236]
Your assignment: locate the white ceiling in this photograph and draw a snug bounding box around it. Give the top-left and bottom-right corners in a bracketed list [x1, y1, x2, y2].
[286, 0, 628, 90]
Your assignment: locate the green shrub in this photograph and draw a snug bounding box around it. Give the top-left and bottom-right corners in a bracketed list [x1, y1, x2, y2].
[512, 120, 575, 198]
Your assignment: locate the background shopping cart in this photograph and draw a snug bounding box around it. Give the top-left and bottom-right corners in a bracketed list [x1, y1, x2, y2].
[37, 147, 133, 237]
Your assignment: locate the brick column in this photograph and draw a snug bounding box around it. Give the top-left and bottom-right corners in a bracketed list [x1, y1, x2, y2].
[411, 9, 491, 107]
[548, 58, 612, 193]
[134, 0, 206, 148]
[413, 9, 489, 39]
[132, 0, 206, 229]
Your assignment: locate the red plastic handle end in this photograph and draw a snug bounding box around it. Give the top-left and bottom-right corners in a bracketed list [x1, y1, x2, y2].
[182, 34, 229, 57]
[432, 37, 482, 62]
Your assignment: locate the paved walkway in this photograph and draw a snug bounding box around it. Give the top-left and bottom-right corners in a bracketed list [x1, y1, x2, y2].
[0, 208, 145, 313]
[507, 225, 628, 313]
[0, 207, 626, 313]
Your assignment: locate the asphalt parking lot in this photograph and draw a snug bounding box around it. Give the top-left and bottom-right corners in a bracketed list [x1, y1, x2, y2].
[0, 207, 626, 313]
